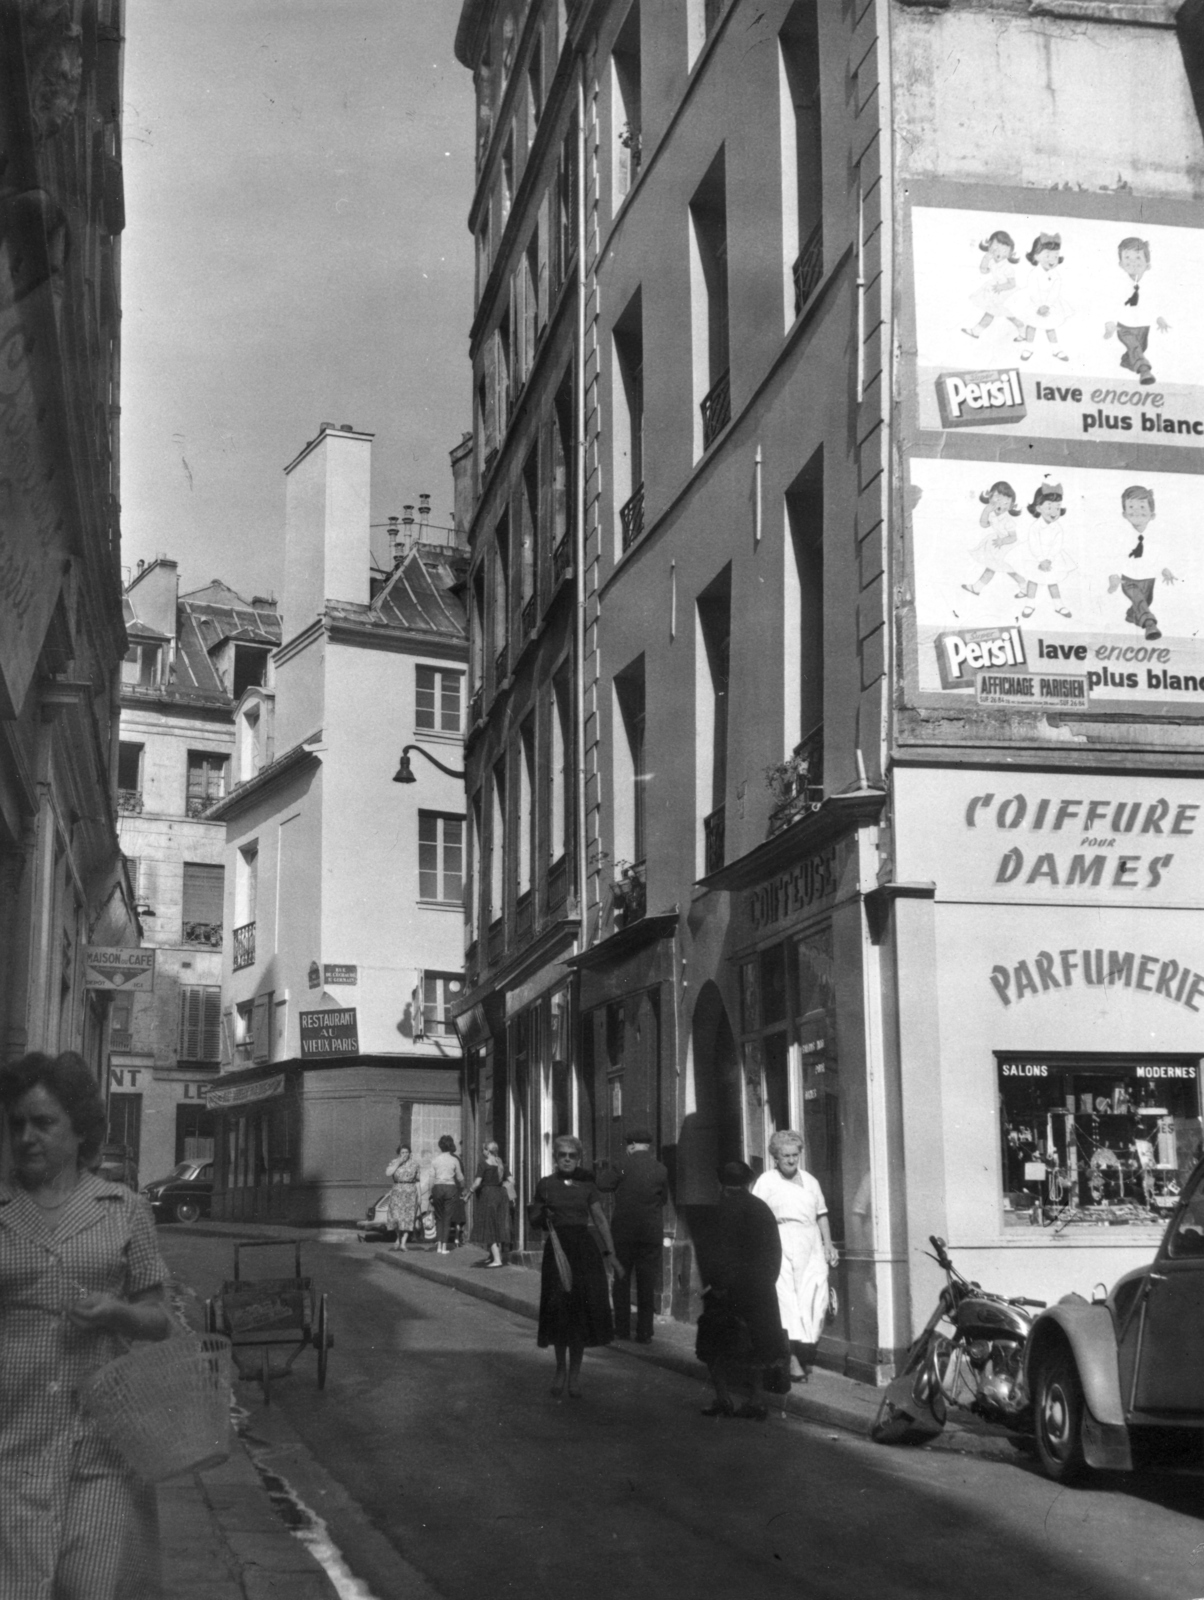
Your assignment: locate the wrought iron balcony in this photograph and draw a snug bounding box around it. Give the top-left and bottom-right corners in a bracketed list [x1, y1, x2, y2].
[186, 795, 220, 818]
[547, 854, 568, 912]
[704, 805, 726, 876]
[620, 483, 645, 553]
[116, 789, 143, 814]
[184, 921, 223, 949]
[516, 889, 534, 942]
[552, 534, 572, 589]
[793, 221, 824, 318]
[521, 593, 537, 638]
[232, 921, 256, 971]
[700, 368, 731, 450]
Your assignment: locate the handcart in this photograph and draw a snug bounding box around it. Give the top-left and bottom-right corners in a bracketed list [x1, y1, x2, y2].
[204, 1239, 331, 1404]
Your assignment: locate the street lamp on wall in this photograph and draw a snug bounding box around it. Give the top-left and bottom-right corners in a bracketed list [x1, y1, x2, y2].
[392, 744, 466, 784]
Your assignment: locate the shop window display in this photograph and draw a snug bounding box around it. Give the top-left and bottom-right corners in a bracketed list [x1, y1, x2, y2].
[999, 1054, 1202, 1229]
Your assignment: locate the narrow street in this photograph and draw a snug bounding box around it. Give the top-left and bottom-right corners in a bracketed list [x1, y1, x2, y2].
[161, 1231, 1204, 1600]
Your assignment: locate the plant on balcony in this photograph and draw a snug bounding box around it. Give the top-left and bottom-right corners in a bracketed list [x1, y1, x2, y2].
[617, 121, 642, 170]
[610, 859, 646, 930]
[765, 741, 823, 833]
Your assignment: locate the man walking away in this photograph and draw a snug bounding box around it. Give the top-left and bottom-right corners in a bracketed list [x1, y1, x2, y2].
[597, 1129, 669, 1343]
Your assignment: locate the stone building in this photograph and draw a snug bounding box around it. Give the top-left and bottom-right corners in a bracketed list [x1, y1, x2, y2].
[204, 425, 470, 1224]
[0, 0, 139, 1084]
[114, 558, 280, 1187]
[457, 0, 1204, 1373]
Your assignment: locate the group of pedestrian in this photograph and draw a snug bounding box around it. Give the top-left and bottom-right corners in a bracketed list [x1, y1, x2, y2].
[385, 1135, 514, 1263]
[700, 1130, 838, 1420]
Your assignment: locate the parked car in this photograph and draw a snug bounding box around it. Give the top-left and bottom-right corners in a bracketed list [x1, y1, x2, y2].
[143, 1159, 214, 1225]
[358, 1193, 395, 1243]
[1025, 1153, 1204, 1482]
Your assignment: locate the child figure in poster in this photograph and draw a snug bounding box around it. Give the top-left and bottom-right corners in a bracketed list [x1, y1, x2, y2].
[962, 481, 1025, 596]
[962, 231, 1022, 342]
[1104, 238, 1169, 387]
[1010, 233, 1072, 362]
[1107, 485, 1176, 641]
[1017, 480, 1075, 618]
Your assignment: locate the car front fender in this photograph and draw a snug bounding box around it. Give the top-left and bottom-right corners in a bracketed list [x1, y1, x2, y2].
[1025, 1303, 1124, 1425]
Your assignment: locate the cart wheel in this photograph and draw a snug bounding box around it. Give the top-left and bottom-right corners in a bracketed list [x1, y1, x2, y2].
[261, 1347, 271, 1406]
[203, 1297, 217, 1335]
[317, 1294, 330, 1390]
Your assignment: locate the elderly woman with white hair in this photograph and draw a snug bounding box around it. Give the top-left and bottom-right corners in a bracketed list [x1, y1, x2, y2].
[751, 1130, 838, 1381]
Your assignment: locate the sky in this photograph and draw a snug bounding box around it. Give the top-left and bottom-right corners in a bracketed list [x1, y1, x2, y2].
[119, 0, 476, 601]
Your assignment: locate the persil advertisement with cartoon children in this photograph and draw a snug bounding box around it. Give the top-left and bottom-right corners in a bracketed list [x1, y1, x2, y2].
[910, 457, 1204, 714]
[913, 207, 1204, 446]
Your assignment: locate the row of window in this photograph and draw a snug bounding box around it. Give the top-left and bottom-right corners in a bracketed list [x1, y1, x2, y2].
[470, 669, 572, 944]
[471, 372, 574, 696]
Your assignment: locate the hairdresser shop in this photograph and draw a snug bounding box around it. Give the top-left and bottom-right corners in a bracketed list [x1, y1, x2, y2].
[891, 766, 1204, 1307]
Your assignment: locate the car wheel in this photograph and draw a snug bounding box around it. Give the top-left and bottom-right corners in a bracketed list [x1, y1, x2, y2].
[174, 1199, 201, 1225]
[1034, 1348, 1088, 1484]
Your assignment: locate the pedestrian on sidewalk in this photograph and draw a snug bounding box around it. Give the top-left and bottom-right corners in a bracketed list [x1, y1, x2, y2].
[752, 1130, 838, 1382]
[429, 1136, 466, 1255]
[697, 1161, 785, 1421]
[384, 1144, 422, 1251]
[529, 1135, 619, 1398]
[596, 1128, 668, 1343]
[0, 1051, 175, 1599]
[469, 1141, 511, 1266]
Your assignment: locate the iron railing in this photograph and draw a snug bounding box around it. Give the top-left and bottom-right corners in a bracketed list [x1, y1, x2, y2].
[620, 483, 645, 553]
[704, 805, 726, 876]
[793, 221, 824, 318]
[116, 789, 143, 814]
[700, 368, 731, 450]
[547, 854, 568, 912]
[186, 795, 221, 818]
[232, 921, 256, 971]
[768, 723, 825, 836]
[552, 533, 572, 590]
[184, 921, 222, 949]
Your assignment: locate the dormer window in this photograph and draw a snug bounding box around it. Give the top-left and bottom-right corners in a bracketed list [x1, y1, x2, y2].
[232, 645, 269, 700]
[122, 642, 161, 686]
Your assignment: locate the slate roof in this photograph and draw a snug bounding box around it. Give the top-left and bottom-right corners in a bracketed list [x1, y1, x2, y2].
[324, 546, 467, 641]
[124, 579, 282, 706]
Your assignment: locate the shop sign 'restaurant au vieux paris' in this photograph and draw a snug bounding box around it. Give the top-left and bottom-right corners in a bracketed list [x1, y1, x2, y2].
[299, 1009, 359, 1059]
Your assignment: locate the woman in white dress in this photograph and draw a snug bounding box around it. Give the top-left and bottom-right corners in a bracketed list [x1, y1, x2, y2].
[751, 1130, 838, 1382]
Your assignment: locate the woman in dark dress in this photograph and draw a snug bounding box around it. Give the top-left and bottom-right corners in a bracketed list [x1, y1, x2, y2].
[698, 1160, 786, 1420]
[469, 1140, 511, 1266]
[528, 1135, 619, 1397]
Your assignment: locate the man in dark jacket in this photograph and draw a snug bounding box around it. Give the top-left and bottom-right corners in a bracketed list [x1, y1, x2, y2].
[698, 1160, 785, 1419]
[597, 1129, 669, 1342]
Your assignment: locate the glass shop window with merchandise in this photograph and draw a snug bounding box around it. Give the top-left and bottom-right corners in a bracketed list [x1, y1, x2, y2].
[998, 1055, 1203, 1229]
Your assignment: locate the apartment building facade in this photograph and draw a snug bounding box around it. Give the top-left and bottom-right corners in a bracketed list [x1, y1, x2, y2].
[204, 425, 469, 1224]
[459, 0, 1204, 1375]
[0, 0, 139, 1083]
[114, 559, 280, 1186]
[454, 0, 586, 1238]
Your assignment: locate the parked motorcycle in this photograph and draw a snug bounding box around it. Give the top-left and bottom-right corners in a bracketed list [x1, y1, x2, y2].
[872, 1236, 1046, 1445]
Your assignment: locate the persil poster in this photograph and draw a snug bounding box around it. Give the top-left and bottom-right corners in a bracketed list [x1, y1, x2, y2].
[910, 457, 1204, 714]
[912, 207, 1204, 448]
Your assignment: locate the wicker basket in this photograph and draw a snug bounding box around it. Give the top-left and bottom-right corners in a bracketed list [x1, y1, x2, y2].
[79, 1334, 233, 1481]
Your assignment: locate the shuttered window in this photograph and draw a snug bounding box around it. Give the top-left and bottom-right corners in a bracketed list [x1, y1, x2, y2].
[178, 985, 222, 1063]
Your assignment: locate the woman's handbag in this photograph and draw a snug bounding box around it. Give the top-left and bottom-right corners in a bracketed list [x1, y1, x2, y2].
[79, 1333, 233, 1481]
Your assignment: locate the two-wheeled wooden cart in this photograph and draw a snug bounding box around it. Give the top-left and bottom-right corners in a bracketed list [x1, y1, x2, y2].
[204, 1239, 331, 1404]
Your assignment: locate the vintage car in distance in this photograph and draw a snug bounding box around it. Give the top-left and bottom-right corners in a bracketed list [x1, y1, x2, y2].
[142, 1159, 214, 1225]
[1025, 1153, 1204, 1482]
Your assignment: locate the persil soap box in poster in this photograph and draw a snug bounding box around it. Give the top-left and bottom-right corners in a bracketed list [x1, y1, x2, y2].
[909, 456, 1204, 713]
[912, 207, 1204, 447]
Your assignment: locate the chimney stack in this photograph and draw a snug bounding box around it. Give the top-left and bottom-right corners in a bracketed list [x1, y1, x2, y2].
[280, 421, 374, 644]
